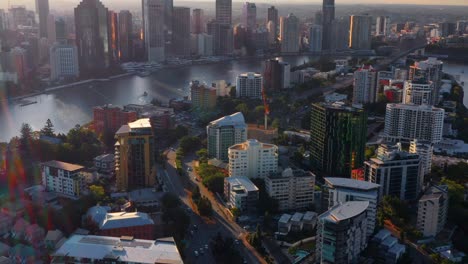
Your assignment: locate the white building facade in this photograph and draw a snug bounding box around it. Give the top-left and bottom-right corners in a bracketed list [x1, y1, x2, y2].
[207, 112, 247, 162]
[417, 185, 448, 237]
[228, 139, 278, 179]
[41, 160, 86, 198]
[353, 65, 377, 104]
[50, 43, 79, 81]
[236, 72, 263, 99]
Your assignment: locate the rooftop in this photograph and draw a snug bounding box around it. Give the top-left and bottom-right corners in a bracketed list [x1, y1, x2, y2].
[53, 235, 183, 264]
[42, 160, 84, 172]
[94, 154, 114, 163]
[279, 214, 292, 224]
[100, 212, 154, 230]
[229, 139, 277, 151]
[226, 176, 259, 192]
[320, 201, 369, 223]
[324, 177, 380, 191]
[128, 118, 151, 129]
[209, 112, 246, 128]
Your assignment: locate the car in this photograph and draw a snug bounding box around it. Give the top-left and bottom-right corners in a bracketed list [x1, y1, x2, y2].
[243, 225, 250, 230]
[187, 167, 192, 172]
[204, 244, 209, 249]
[199, 248, 204, 254]
[194, 250, 199, 257]
[193, 224, 198, 230]
[234, 239, 240, 245]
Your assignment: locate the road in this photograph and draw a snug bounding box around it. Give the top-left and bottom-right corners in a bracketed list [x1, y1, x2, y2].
[158, 149, 265, 264]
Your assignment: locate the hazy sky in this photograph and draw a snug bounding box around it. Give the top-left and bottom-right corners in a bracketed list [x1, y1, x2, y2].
[2, 0, 468, 11]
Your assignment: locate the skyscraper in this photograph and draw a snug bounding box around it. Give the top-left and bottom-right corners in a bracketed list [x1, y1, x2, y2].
[349, 15, 372, 50]
[46, 14, 56, 44]
[310, 102, 367, 177]
[50, 43, 79, 81]
[216, 0, 232, 25]
[353, 65, 377, 104]
[55, 18, 67, 42]
[376, 16, 390, 36]
[267, 6, 278, 36]
[384, 103, 444, 144]
[280, 14, 300, 53]
[331, 17, 350, 51]
[119, 10, 133, 61]
[172, 7, 191, 56]
[192, 8, 204, 34]
[36, 0, 49, 38]
[75, 0, 110, 76]
[242, 2, 257, 31]
[207, 20, 233, 55]
[108, 11, 119, 65]
[321, 0, 335, 51]
[115, 118, 156, 191]
[142, 0, 166, 62]
[207, 112, 247, 162]
[316, 201, 369, 264]
[309, 25, 322, 53]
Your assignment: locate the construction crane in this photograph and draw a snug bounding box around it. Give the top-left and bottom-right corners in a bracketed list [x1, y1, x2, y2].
[262, 87, 270, 130]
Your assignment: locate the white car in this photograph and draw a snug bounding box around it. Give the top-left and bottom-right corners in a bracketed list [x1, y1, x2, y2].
[194, 250, 199, 257]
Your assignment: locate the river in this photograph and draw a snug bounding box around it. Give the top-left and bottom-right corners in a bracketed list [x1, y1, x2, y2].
[0, 56, 314, 142]
[0, 57, 467, 142]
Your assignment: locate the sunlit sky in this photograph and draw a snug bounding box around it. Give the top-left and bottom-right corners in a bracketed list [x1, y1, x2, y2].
[1, 0, 468, 10]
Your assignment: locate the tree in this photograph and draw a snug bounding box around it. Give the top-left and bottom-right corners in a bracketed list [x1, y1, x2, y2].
[235, 103, 249, 117]
[229, 86, 236, 97]
[196, 148, 209, 163]
[272, 118, 280, 129]
[89, 185, 106, 201]
[40, 119, 55, 137]
[231, 207, 240, 218]
[20, 123, 33, 148]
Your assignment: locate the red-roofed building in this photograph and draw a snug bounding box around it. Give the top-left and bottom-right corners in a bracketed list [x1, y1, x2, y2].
[93, 105, 137, 137]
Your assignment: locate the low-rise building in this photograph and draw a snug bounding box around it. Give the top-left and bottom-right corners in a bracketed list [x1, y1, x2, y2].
[278, 214, 292, 234]
[277, 211, 317, 235]
[224, 176, 259, 213]
[45, 229, 66, 250]
[41, 160, 86, 199]
[94, 154, 115, 174]
[417, 185, 448, 237]
[128, 188, 162, 209]
[372, 229, 407, 264]
[52, 235, 183, 264]
[265, 168, 315, 211]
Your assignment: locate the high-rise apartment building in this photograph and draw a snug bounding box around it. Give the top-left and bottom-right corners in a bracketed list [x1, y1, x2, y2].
[417, 185, 448, 237]
[280, 14, 300, 53]
[409, 58, 443, 105]
[316, 201, 369, 264]
[47, 14, 56, 44]
[172, 7, 191, 57]
[190, 80, 217, 110]
[403, 81, 435, 105]
[265, 168, 316, 211]
[384, 103, 444, 144]
[75, 0, 111, 76]
[309, 25, 322, 53]
[207, 112, 247, 162]
[228, 139, 278, 179]
[242, 2, 257, 31]
[365, 145, 421, 201]
[321, 0, 335, 51]
[267, 6, 279, 36]
[263, 59, 290, 91]
[207, 20, 233, 55]
[115, 118, 156, 191]
[93, 105, 137, 137]
[353, 65, 377, 104]
[216, 0, 232, 25]
[331, 17, 350, 51]
[224, 176, 259, 213]
[108, 11, 119, 65]
[142, 0, 166, 62]
[192, 9, 204, 34]
[349, 15, 372, 50]
[36, 0, 49, 38]
[236, 72, 262, 99]
[42, 160, 85, 198]
[119, 11, 133, 61]
[50, 43, 79, 81]
[376, 16, 390, 36]
[323, 177, 380, 237]
[310, 102, 367, 177]
[409, 140, 433, 176]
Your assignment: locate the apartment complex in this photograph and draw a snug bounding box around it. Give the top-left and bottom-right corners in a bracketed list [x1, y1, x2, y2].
[41, 160, 86, 199]
[364, 145, 422, 201]
[316, 201, 369, 264]
[190, 80, 217, 110]
[93, 105, 137, 137]
[417, 185, 448, 237]
[228, 139, 278, 179]
[353, 65, 377, 104]
[323, 177, 380, 237]
[409, 139, 433, 176]
[207, 112, 247, 162]
[310, 102, 367, 177]
[115, 118, 155, 191]
[236, 72, 263, 99]
[52, 235, 182, 264]
[384, 103, 444, 144]
[265, 168, 315, 211]
[224, 176, 259, 213]
[403, 81, 435, 105]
